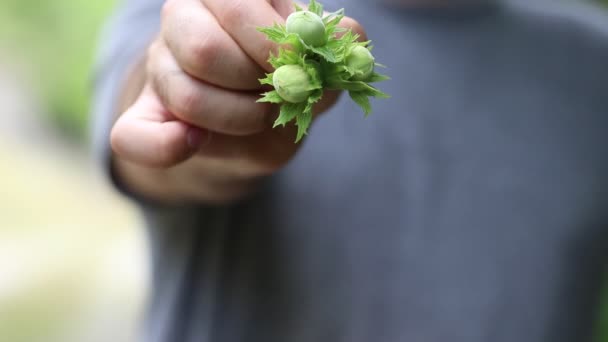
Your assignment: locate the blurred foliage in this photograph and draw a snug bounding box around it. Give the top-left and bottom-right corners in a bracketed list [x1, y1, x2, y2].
[0, 279, 83, 342]
[598, 298, 608, 342]
[0, 0, 116, 141]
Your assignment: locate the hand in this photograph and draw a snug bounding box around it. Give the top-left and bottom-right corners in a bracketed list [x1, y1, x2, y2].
[110, 0, 365, 205]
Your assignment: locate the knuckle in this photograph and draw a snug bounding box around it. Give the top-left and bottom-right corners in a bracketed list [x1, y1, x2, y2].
[147, 39, 161, 55]
[171, 83, 203, 118]
[150, 68, 171, 106]
[146, 40, 162, 72]
[218, 0, 246, 28]
[161, 0, 178, 22]
[147, 42, 172, 93]
[185, 34, 220, 74]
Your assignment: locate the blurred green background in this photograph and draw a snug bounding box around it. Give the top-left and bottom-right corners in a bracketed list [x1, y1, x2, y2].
[0, 1, 146, 342]
[0, 0, 115, 142]
[0, 0, 607, 341]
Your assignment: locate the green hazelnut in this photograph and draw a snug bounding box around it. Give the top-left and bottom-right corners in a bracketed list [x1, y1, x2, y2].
[286, 11, 327, 47]
[273, 64, 313, 103]
[346, 46, 375, 81]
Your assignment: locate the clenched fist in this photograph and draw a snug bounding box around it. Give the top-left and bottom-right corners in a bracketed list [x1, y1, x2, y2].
[110, 0, 365, 204]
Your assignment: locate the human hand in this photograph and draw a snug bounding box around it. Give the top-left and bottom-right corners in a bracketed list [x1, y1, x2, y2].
[110, 0, 365, 204]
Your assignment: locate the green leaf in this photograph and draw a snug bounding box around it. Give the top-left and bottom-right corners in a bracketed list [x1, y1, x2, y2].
[349, 91, 372, 116]
[284, 34, 305, 50]
[356, 84, 390, 99]
[326, 78, 390, 98]
[257, 24, 287, 43]
[318, 37, 349, 62]
[293, 90, 323, 142]
[268, 52, 281, 68]
[358, 40, 372, 48]
[304, 89, 323, 114]
[257, 90, 283, 103]
[269, 48, 302, 68]
[342, 30, 361, 45]
[259, 73, 274, 86]
[294, 3, 303, 11]
[342, 64, 357, 77]
[302, 61, 324, 90]
[308, 0, 323, 17]
[274, 102, 305, 128]
[295, 106, 313, 142]
[365, 86, 390, 99]
[367, 72, 390, 83]
[323, 8, 344, 26]
[325, 30, 359, 61]
[326, 79, 369, 91]
[255, 0, 391, 143]
[258, 24, 303, 54]
[309, 45, 338, 62]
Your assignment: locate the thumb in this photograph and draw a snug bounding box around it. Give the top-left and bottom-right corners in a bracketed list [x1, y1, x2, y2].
[338, 16, 368, 42]
[110, 85, 205, 168]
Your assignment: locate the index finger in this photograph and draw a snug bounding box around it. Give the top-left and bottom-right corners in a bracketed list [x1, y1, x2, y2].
[202, 0, 289, 71]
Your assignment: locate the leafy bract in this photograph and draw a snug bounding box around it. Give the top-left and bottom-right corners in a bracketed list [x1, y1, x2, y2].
[257, 0, 390, 142]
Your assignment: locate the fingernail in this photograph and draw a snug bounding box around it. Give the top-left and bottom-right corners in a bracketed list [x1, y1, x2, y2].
[187, 127, 203, 150]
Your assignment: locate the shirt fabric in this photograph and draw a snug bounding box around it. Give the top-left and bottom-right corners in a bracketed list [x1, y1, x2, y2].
[92, 1, 608, 341]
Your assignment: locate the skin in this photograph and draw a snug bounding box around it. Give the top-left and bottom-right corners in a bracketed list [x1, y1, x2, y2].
[110, 0, 366, 205]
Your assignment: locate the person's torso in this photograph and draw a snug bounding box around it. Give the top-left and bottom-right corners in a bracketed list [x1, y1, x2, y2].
[142, 2, 608, 341]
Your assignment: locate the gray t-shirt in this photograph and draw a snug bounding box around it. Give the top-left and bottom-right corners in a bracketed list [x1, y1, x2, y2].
[92, 1, 608, 341]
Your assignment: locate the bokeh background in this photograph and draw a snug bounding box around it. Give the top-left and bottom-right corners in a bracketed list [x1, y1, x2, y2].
[0, 1, 146, 341]
[0, 0, 607, 341]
